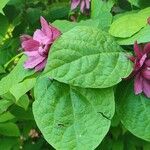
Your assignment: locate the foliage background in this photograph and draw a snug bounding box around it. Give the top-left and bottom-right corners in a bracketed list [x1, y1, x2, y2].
[1, 0, 150, 149]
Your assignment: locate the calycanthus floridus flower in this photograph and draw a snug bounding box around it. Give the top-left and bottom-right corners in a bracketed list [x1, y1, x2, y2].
[71, 0, 90, 13]
[129, 41, 150, 97]
[20, 17, 61, 71]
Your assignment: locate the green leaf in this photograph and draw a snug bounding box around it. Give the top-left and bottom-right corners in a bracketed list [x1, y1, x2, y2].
[33, 78, 115, 150]
[0, 137, 19, 150]
[91, 0, 114, 30]
[0, 122, 20, 136]
[0, 99, 13, 114]
[0, 55, 35, 96]
[0, 13, 9, 38]
[15, 94, 29, 110]
[0, 112, 15, 122]
[44, 2, 70, 22]
[128, 0, 150, 8]
[117, 25, 150, 45]
[109, 7, 150, 38]
[116, 81, 150, 141]
[0, 0, 9, 14]
[0, 38, 19, 66]
[43, 26, 132, 88]
[53, 19, 100, 33]
[10, 78, 36, 100]
[128, 0, 139, 7]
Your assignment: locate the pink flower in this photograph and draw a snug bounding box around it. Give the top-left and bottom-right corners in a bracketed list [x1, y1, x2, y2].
[21, 17, 61, 71]
[129, 41, 150, 97]
[71, 0, 90, 13]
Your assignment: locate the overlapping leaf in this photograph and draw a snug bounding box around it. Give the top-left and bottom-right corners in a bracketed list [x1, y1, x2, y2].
[33, 77, 115, 150]
[109, 7, 150, 38]
[116, 81, 150, 141]
[44, 26, 132, 88]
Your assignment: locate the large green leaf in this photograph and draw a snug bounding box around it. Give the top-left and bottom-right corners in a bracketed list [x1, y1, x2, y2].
[117, 25, 150, 45]
[109, 7, 150, 38]
[0, 55, 35, 96]
[116, 81, 150, 141]
[33, 78, 115, 150]
[43, 26, 132, 88]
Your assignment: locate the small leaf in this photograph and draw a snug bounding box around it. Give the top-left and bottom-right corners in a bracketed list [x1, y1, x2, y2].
[117, 25, 150, 45]
[116, 81, 150, 141]
[0, 55, 35, 96]
[0, 13, 9, 38]
[0, 99, 13, 114]
[0, 112, 15, 123]
[10, 78, 36, 100]
[91, 0, 114, 30]
[109, 7, 150, 38]
[44, 26, 132, 88]
[0, 122, 20, 137]
[16, 94, 30, 110]
[33, 78, 115, 150]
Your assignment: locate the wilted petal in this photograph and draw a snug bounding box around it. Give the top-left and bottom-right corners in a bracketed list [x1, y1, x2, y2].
[71, 0, 80, 10]
[35, 59, 47, 71]
[40, 16, 53, 39]
[143, 43, 150, 54]
[143, 79, 150, 97]
[134, 41, 143, 58]
[20, 35, 32, 42]
[22, 39, 39, 51]
[24, 54, 45, 69]
[134, 73, 143, 95]
[80, 0, 85, 13]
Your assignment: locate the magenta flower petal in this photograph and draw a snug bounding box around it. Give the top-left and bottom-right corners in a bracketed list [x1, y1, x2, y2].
[51, 27, 61, 41]
[143, 43, 150, 54]
[80, 0, 85, 13]
[40, 16, 53, 39]
[145, 59, 150, 66]
[21, 16, 61, 71]
[134, 73, 143, 95]
[24, 51, 38, 57]
[71, 0, 80, 10]
[142, 67, 150, 80]
[85, 0, 90, 9]
[24, 55, 45, 69]
[22, 39, 39, 51]
[129, 41, 150, 97]
[20, 35, 32, 42]
[35, 59, 47, 71]
[33, 29, 51, 45]
[142, 79, 150, 97]
[139, 54, 147, 67]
